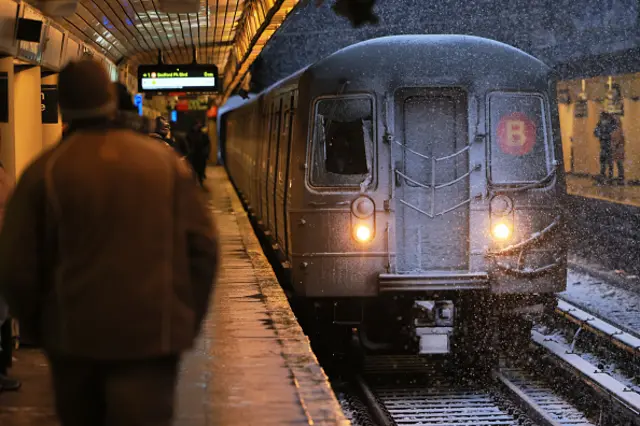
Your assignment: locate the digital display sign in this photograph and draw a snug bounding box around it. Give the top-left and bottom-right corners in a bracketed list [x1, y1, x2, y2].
[137, 64, 220, 93]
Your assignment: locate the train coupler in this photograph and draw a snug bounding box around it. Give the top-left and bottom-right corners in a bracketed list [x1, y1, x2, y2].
[413, 300, 455, 354]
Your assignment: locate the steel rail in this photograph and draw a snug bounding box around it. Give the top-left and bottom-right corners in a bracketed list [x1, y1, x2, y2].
[352, 355, 593, 426]
[532, 330, 640, 419]
[555, 298, 640, 358]
[353, 374, 394, 426]
[492, 370, 565, 426]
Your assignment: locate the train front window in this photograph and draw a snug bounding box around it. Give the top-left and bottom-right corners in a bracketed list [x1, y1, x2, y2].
[310, 96, 374, 188]
[488, 93, 551, 184]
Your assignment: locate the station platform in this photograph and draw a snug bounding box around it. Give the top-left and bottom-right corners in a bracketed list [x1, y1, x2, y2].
[566, 174, 640, 207]
[565, 174, 640, 278]
[0, 167, 348, 426]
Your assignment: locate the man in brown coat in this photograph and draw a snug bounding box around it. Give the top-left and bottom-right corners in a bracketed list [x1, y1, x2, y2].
[0, 59, 218, 426]
[0, 159, 20, 392]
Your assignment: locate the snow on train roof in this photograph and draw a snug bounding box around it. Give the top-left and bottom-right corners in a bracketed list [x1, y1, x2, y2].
[218, 93, 258, 116]
[220, 35, 550, 116]
[219, 65, 308, 116]
[307, 34, 551, 80]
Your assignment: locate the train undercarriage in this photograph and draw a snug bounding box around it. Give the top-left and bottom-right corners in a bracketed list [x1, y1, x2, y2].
[296, 291, 557, 366]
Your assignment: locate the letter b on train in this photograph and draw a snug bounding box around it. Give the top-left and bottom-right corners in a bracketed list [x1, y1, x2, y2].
[497, 112, 536, 156]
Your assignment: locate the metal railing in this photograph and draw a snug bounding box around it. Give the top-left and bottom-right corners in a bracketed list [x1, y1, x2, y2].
[392, 138, 472, 218]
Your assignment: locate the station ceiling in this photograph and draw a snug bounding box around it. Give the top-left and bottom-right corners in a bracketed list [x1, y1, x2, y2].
[45, 0, 299, 99]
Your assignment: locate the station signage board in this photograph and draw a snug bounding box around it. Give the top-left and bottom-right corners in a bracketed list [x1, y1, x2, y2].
[604, 83, 624, 116]
[41, 84, 59, 124]
[137, 64, 220, 93]
[496, 112, 536, 156]
[574, 99, 588, 118]
[574, 91, 588, 118]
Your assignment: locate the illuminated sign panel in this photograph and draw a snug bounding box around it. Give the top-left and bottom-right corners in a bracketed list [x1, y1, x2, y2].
[496, 112, 536, 156]
[137, 64, 220, 93]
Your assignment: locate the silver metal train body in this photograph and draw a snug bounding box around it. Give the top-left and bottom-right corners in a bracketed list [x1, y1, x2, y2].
[220, 35, 567, 355]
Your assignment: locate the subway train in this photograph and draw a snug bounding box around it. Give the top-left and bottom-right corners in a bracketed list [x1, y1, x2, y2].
[219, 35, 567, 356]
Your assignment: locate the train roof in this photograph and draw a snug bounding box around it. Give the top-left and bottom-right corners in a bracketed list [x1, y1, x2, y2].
[218, 93, 258, 115]
[220, 35, 552, 116]
[219, 66, 307, 116]
[305, 34, 552, 86]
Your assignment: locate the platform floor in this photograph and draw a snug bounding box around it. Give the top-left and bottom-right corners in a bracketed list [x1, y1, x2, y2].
[0, 167, 347, 426]
[567, 174, 640, 207]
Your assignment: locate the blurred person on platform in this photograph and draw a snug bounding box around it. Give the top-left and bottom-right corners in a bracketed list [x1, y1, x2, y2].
[150, 116, 189, 157]
[0, 160, 19, 392]
[150, 116, 173, 147]
[113, 83, 155, 134]
[610, 115, 625, 185]
[0, 58, 219, 426]
[594, 111, 615, 183]
[186, 121, 211, 187]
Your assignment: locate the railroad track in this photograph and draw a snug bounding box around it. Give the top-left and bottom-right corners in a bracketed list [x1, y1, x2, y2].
[333, 299, 640, 426]
[494, 368, 594, 426]
[526, 298, 640, 425]
[342, 306, 640, 426]
[554, 298, 640, 358]
[347, 356, 595, 426]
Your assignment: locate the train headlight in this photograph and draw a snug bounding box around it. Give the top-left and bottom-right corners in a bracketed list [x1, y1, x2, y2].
[492, 222, 512, 241]
[354, 224, 372, 242]
[351, 196, 375, 243]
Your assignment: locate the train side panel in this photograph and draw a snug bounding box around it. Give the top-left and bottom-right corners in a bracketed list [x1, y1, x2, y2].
[223, 79, 301, 271]
[258, 101, 271, 226]
[225, 99, 261, 215]
[287, 81, 390, 298]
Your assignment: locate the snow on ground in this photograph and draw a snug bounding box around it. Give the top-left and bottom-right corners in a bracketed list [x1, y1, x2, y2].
[562, 268, 640, 336]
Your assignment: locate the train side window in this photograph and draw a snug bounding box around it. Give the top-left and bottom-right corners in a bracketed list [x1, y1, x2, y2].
[310, 96, 374, 188]
[488, 93, 551, 185]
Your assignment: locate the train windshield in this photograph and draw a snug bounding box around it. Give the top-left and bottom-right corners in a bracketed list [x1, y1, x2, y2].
[488, 93, 551, 184]
[310, 96, 374, 188]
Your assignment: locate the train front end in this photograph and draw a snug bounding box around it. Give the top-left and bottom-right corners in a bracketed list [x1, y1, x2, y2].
[382, 87, 567, 355]
[293, 35, 567, 356]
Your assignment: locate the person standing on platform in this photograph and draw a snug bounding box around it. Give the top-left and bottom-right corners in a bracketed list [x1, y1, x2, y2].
[113, 83, 155, 134]
[150, 116, 174, 147]
[0, 160, 20, 392]
[151, 116, 190, 158]
[0, 58, 219, 426]
[187, 121, 211, 187]
[594, 112, 615, 183]
[610, 115, 625, 185]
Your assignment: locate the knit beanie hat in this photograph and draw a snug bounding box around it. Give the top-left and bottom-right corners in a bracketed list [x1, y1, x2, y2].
[58, 59, 117, 121]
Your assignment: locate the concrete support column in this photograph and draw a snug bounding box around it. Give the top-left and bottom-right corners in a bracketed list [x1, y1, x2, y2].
[558, 104, 574, 173]
[41, 73, 62, 148]
[13, 65, 43, 178]
[0, 58, 16, 179]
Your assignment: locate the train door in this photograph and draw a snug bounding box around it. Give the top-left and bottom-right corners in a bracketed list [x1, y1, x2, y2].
[393, 88, 469, 273]
[261, 102, 274, 227]
[253, 110, 264, 220]
[249, 111, 260, 214]
[267, 97, 283, 237]
[276, 91, 296, 257]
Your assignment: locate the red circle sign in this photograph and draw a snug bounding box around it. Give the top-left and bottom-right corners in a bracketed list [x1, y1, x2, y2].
[496, 112, 536, 156]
